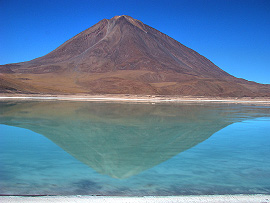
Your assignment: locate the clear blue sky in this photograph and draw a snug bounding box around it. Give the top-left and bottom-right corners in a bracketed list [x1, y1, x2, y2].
[0, 0, 269, 84]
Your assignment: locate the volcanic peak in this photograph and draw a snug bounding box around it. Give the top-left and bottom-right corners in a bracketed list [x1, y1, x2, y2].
[0, 15, 270, 97]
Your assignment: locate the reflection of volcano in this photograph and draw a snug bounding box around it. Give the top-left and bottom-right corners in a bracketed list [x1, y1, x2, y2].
[0, 102, 269, 179]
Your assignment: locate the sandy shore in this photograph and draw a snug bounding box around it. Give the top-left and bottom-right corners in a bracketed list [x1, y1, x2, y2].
[1, 94, 270, 105]
[1, 195, 269, 203]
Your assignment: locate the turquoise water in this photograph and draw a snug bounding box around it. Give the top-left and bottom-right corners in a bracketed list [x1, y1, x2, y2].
[0, 101, 270, 195]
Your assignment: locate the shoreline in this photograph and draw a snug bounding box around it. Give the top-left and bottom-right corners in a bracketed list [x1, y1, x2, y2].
[1, 194, 269, 203]
[0, 94, 270, 105]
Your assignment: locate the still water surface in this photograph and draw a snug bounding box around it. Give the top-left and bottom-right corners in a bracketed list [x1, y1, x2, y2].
[0, 101, 270, 195]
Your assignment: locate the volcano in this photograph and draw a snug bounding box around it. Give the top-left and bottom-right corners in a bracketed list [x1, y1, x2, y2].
[1, 15, 269, 96]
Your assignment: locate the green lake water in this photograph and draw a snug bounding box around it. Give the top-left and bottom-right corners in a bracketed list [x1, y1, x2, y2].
[0, 101, 270, 195]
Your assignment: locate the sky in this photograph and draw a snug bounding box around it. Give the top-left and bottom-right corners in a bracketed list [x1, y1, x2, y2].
[0, 0, 269, 84]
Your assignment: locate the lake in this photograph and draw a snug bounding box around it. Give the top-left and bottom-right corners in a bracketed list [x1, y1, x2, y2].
[0, 101, 270, 196]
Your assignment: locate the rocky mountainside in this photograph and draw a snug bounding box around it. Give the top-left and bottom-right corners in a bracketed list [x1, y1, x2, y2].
[1, 15, 269, 96]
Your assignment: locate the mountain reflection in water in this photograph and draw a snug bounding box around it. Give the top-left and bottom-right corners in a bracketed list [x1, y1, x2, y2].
[0, 101, 269, 179]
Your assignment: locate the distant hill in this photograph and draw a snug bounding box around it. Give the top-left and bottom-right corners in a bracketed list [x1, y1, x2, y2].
[1, 15, 269, 96]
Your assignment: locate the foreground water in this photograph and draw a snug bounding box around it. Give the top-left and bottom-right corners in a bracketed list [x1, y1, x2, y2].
[0, 101, 269, 195]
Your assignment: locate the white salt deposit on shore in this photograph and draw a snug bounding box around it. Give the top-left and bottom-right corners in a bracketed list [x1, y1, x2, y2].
[0, 195, 269, 203]
[0, 95, 270, 105]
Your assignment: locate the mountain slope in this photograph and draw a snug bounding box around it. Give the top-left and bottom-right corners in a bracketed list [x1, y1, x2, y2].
[1, 15, 269, 96]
